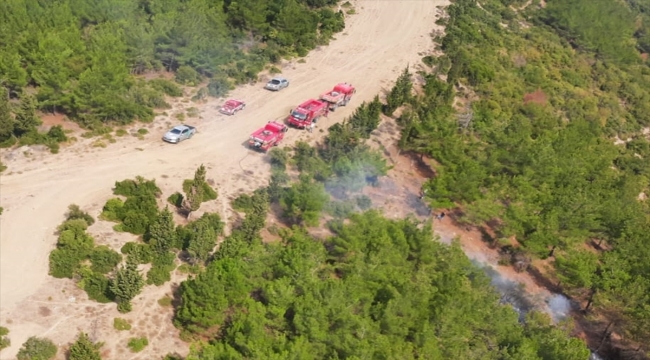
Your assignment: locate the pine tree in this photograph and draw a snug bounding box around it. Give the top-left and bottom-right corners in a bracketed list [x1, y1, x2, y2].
[182, 164, 209, 218]
[194, 164, 207, 185]
[68, 333, 102, 360]
[13, 95, 41, 136]
[148, 207, 177, 254]
[110, 258, 144, 313]
[383, 66, 413, 116]
[0, 91, 15, 142]
[187, 223, 216, 264]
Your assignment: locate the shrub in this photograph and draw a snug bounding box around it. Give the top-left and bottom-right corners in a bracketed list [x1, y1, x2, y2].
[269, 147, 289, 171]
[0, 326, 9, 351]
[46, 125, 67, 142]
[192, 87, 209, 102]
[207, 77, 231, 97]
[137, 128, 148, 135]
[182, 180, 218, 203]
[158, 296, 173, 307]
[47, 142, 59, 154]
[78, 269, 112, 303]
[105, 177, 161, 235]
[113, 318, 131, 331]
[113, 177, 160, 197]
[0, 136, 17, 148]
[121, 211, 151, 235]
[355, 195, 372, 210]
[101, 198, 124, 221]
[49, 220, 95, 278]
[49, 249, 84, 278]
[177, 264, 200, 274]
[167, 192, 184, 207]
[115, 129, 128, 137]
[117, 302, 132, 313]
[89, 246, 122, 274]
[163, 354, 184, 360]
[65, 204, 95, 225]
[232, 193, 255, 212]
[120, 242, 153, 264]
[16, 336, 57, 360]
[325, 200, 355, 219]
[146, 252, 176, 286]
[280, 174, 330, 226]
[91, 140, 106, 148]
[186, 107, 199, 118]
[175, 66, 200, 86]
[149, 79, 183, 97]
[127, 337, 148, 352]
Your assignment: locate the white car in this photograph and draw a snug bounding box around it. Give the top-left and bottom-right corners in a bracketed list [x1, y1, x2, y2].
[163, 125, 196, 143]
[264, 77, 290, 91]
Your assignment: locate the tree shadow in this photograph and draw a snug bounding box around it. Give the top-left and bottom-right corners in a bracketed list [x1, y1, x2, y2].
[403, 150, 436, 179]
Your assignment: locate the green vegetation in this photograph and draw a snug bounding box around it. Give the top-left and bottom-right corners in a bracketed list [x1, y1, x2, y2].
[113, 318, 131, 331]
[47, 206, 122, 304]
[16, 337, 57, 360]
[49, 219, 97, 279]
[0, 326, 10, 351]
[0, 0, 345, 145]
[177, 211, 589, 359]
[127, 337, 148, 353]
[88, 246, 121, 274]
[540, 0, 640, 64]
[48, 167, 224, 313]
[395, 0, 650, 352]
[0, 94, 68, 152]
[65, 204, 95, 225]
[68, 333, 102, 360]
[167, 192, 184, 208]
[180, 164, 218, 217]
[158, 296, 173, 307]
[110, 259, 145, 313]
[101, 177, 161, 235]
[280, 174, 329, 226]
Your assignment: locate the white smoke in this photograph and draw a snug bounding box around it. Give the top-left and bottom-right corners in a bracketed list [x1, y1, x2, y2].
[546, 294, 572, 323]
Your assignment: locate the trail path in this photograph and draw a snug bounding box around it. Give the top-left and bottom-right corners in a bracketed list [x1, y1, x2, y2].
[0, 1, 445, 358]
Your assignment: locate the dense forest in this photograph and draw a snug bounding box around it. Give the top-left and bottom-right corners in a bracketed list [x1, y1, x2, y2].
[178, 212, 589, 359]
[0, 0, 345, 147]
[397, 0, 650, 356]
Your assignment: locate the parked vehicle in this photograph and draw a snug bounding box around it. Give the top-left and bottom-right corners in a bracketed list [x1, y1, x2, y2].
[287, 99, 329, 129]
[163, 125, 196, 143]
[248, 121, 289, 152]
[264, 77, 290, 91]
[319, 83, 356, 111]
[219, 99, 246, 115]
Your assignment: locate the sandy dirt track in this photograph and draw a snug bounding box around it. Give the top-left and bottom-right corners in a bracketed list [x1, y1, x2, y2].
[0, 1, 445, 358]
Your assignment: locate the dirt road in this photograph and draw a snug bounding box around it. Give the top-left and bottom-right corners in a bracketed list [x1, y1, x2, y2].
[0, 1, 445, 357]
